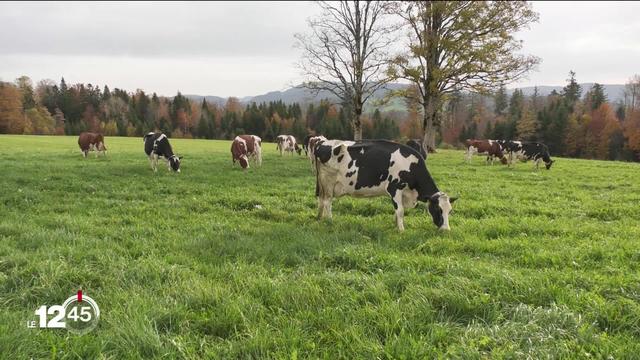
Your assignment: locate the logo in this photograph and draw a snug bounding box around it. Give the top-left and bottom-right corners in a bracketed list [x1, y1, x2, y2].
[27, 290, 100, 335]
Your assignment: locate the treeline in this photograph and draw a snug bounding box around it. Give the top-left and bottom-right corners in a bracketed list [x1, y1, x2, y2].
[440, 72, 640, 162]
[0, 76, 400, 142]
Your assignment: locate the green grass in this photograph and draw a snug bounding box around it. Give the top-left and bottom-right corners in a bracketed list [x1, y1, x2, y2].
[1, 135, 639, 359]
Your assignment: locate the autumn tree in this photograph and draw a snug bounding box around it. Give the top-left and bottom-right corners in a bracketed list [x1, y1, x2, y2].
[391, 1, 539, 151]
[516, 102, 539, 140]
[0, 82, 25, 134]
[295, 0, 395, 140]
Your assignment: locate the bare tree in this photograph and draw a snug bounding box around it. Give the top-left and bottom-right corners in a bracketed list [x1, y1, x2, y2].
[624, 75, 640, 111]
[295, 0, 395, 140]
[391, 1, 540, 151]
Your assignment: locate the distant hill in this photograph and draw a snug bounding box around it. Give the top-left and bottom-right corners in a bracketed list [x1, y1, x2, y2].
[183, 82, 626, 113]
[183, 95, 228, 107]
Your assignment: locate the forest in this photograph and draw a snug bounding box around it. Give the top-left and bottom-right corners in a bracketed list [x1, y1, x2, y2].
[0, 72, 639, 162]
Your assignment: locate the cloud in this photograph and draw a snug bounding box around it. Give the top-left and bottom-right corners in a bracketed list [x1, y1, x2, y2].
[0, 1, 317, 58]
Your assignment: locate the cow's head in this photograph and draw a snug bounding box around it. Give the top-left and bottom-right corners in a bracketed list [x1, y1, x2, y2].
[428, 192, 457, 230]
[239, 155, 249, 169]
[169, 155, 182, 172]
[545, 159, 555, 170]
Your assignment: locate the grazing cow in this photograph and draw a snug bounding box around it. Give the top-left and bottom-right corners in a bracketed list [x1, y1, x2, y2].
[464, 139, 508, 165]
[143, 132, 182, 172]
[78, 132, 107, 158]
[501, 140, 555, 170]
[406, 139, 427, 159]
[231, 135, 262, 169]
[314, 140, 457, 231]
[276, 135, 302, 156]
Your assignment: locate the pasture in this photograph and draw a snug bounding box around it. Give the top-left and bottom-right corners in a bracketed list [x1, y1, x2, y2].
[0, 135, 639, 359]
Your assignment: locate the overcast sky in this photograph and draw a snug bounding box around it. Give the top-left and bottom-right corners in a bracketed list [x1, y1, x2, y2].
[0, 1, 638, 97]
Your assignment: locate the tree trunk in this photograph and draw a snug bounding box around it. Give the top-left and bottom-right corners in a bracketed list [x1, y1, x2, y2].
[422, 100, 437, 152]
[353, 106, 363, 141]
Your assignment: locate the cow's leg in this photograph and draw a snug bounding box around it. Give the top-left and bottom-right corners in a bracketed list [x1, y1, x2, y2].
[149, 155, 156, 172]
[534, 158, 541, 170]
[391, 193, 405, 231]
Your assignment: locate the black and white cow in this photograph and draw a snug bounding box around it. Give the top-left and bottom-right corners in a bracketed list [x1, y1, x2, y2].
[276, 135, 301, 156]
[307, 135, 328, 172]
[314, 139, 457, 231]
[406, 139, 427, 159]
[501, 140, 555, 169]
[143, 132, 182, 172]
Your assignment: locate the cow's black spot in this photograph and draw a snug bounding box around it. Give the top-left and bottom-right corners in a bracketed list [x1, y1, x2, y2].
[346, 170, 356, 178]
[337, 155, 344, 163]
[348, 160, 354, 168]
[349, 181, 353, 186]
[389, 161, 395, 167]
[333, 146, 341, 156]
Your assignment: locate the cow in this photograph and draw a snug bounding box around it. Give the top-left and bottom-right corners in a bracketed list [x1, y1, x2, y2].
[231, 135, 262, 169]
[314, 139, 457, 231]
[276, 135, 302, 156]
[78, 132, 107, 158]
[307, 135, 328, 172]
[406, 139, 427, 159]
[143, 132, 182, 172]
[501, 140, 555, 170]
[302, 135, 313, 156]
[464, 139, 508, 165]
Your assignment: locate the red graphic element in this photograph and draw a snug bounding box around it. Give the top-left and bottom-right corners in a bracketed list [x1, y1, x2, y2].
[77, 290, 83, 302]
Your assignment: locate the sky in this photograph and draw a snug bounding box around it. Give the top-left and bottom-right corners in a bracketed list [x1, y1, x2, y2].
[0, 1, 638, 98]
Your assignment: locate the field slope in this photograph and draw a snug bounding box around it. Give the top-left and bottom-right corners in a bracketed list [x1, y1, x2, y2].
[1, 135, 639, 359]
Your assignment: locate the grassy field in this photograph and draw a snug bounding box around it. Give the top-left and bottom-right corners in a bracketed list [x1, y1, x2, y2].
[1, 135, 639, 359]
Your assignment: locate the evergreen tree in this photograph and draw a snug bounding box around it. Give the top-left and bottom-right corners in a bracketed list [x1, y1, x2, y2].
[562, 70, 582, 108]
[494, 84, 508, 116]
[102, 85, 111, 101]
[587, 83, 607, 110]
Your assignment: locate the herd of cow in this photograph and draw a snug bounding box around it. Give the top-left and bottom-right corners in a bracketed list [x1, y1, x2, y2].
[464, 139, 555, 170]
[76, 131, 556, 232]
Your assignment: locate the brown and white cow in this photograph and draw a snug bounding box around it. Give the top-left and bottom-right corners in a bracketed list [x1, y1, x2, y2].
[78, 132, 107, 158]
[276, 135, 301, 156]
[231, 135, 262, 169]
[464, 139, 507, 165]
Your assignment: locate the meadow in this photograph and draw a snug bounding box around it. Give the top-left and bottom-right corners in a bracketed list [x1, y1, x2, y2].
[0, 135, 639, 359]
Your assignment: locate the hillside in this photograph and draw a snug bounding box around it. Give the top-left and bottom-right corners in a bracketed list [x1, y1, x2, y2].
[185, 83, 626, 114]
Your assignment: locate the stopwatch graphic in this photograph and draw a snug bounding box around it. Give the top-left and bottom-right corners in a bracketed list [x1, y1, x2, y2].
[30, 290, 100, 335]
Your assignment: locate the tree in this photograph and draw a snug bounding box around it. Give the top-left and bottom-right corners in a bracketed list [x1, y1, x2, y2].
[623, 75, 640, 111]
[494, 84, 508, 116]
[562, 70, 581, 108]
[516, 103, 539, 140]
[391, 1, 539, 151]
[585, 83, 607, 111]
[0, 82, 25, 134]
[295, 0, 395, 140]
[16, 76, 36, 110]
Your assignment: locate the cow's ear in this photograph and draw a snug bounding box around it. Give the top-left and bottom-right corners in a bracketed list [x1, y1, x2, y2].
[429, 193, 440, 203]
[449, 196, 459, 204]
[178, 156, 183, 160]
